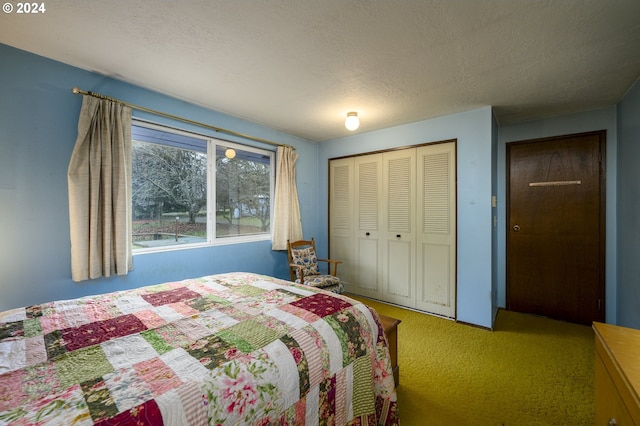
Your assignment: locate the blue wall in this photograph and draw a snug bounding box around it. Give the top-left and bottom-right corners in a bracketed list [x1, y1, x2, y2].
[318, 108, 495, 328]
[617, 79, 640, 329]
[0, 44, 320, 311]
[497, 107, 618, 323]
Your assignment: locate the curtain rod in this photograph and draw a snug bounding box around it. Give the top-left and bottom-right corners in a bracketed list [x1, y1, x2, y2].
[71, 87, 293, 149]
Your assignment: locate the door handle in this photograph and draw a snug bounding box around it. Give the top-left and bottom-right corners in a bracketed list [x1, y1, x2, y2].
[512, 225, 521, 232]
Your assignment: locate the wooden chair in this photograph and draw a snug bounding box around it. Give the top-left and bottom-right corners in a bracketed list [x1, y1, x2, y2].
[287, 238, 343, 293]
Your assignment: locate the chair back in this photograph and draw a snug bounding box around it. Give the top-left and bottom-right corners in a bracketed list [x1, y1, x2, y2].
[287, 238, 320, 282]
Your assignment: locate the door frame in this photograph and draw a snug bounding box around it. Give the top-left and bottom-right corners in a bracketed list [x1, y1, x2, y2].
[505, 130, 606, 323]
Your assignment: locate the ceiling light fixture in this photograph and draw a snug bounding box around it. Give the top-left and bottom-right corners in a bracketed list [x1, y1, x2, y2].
[225, 148, 236, 159]
[345, 111, 359, 131]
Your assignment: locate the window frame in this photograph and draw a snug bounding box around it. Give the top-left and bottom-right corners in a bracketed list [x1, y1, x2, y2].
[131, 119, 275, 254]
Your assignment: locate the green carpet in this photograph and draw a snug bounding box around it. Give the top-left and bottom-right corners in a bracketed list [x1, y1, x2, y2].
[350, 296, 595, 426]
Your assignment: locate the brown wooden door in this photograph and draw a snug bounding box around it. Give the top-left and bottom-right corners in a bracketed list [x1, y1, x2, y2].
[506, 131, 605, 325]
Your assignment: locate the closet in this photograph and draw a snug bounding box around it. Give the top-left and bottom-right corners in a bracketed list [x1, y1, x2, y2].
[329, 141, 456, 318]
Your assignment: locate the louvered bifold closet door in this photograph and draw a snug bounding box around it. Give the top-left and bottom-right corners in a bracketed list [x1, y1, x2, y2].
[382, 149, 416, 307]
[416, 142, 456, 317]
[352, 155, 383, 298]
[329, 158, 355, 288]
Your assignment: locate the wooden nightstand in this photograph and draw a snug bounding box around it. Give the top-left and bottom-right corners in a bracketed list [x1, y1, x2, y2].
[378, 314, 401, 386]
[593, 322, 640, 425]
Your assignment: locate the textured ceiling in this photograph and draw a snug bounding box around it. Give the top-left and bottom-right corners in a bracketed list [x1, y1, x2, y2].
[1, 0, 639, 142]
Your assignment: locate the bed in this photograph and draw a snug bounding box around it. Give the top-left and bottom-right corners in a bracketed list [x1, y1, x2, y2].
[0, 272, 399, 425]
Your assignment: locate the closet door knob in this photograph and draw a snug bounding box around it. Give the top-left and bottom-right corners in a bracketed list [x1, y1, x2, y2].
[396, 234, 401, 239]
[365, 232, 370, 236]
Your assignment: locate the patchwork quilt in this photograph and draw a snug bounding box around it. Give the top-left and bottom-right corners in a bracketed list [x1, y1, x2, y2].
[0, 272, 399, 425]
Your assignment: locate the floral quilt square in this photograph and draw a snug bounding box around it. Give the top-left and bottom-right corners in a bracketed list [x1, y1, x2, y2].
[140, 287, 202, 307]
[0, 383, 90, 425]
[134, 357, 183, 396]
[185, 334, 238, 370]
[133, 309, 167, 329]
[290, 293, 354, 318]
[187, 295, 229, 312]
[81, 376, 118, 421]
[0, 369, 25, 411]
[60, 314, 148, 351]
[94, 399, 163, 426]
[324, 311, 369, 365]
[0, 320, 23, 341]
[103, 367, 153, 413]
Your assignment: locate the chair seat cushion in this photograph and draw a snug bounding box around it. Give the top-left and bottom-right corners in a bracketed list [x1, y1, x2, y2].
[320, 282, 344, 294]
[296, 274, 341, 288]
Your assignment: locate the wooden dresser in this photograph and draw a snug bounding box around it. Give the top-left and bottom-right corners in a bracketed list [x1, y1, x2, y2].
[593, 322, 640, 425]
[379, 314, 400, 386]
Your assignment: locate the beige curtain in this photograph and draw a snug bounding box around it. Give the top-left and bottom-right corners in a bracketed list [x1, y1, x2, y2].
[272, 146, 303, 250]
[67, 95, 133, 282]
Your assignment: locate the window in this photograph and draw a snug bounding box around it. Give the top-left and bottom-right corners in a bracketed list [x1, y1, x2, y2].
[131, 122, 274, 252]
